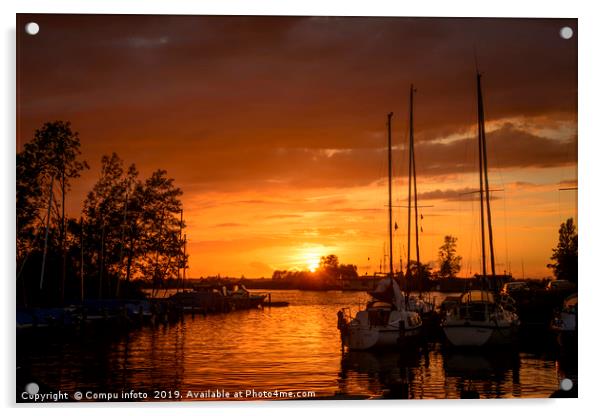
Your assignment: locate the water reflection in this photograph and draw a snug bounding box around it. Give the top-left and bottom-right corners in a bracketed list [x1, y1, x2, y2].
[443, 348, 521, 398]
[338, 344, 523, 399]
[17, 291, 571, 401]
[339, 344, 426, 399]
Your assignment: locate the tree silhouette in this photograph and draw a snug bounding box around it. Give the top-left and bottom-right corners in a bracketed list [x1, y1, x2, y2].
[547, 218, 578, 284]
[136, 169, 187, 294]
[83, 158, 188, 298]
[338, 263, 359, 279]
[83, 153, 139, 298]
[16, 121, 88, 304]
[407, 260, 432, 280]
[319, 254, 339, 272]
[17, 121, 189, 306]
[437, 235, 462, 279]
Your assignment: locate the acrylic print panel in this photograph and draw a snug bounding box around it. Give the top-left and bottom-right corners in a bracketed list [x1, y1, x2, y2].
[16, 14, 577, 402]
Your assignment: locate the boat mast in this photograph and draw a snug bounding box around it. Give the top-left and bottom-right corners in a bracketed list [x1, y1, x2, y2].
[183, 233, 187, 283]
[477, 73, 487, 278]
[476, 72, 496, 280]
[387, 112, 394, 280]
[406, 91, 413, 281]
[410, 86, 421, 293]
[405, 86, 420, 282]
[478, 73, 496, 279]
[178, 208, 184, 293]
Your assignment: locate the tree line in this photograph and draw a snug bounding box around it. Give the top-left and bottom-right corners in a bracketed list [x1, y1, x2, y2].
[271, 254, 358, 290]
[17, 121, 188, 306]
[267, 223, 577, 288]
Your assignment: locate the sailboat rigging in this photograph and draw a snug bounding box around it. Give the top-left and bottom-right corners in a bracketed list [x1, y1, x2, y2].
[337, 112, 423, 351]
[399, 85, 436, 319]
[441, 72, 520, 347]
[406, 85, 419, 286]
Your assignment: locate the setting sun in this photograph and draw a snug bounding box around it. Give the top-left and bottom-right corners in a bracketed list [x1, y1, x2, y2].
[305, 252, 322, 272]
[15, 14, 579, 403]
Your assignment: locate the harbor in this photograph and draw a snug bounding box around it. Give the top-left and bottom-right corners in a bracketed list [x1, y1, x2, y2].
[17, 289, 575, 400]
[17, 283, 288, 332]
[15, 14, 578, 403]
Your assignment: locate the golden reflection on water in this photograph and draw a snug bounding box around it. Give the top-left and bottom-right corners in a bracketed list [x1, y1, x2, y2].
[18, 290, 571, 400]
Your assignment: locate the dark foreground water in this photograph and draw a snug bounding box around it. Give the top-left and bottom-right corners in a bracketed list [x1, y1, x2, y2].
[17, 290, 577, 401]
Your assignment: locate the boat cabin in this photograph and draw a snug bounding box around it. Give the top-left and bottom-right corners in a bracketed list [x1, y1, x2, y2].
[454, 290, 499, 322]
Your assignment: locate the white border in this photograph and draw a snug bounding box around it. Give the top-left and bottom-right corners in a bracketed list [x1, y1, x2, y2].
[3, 1, 601, 415]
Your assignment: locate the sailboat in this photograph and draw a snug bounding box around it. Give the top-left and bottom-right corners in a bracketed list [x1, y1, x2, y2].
[337, 112, 422, 351]
[441, 72, 520, 347]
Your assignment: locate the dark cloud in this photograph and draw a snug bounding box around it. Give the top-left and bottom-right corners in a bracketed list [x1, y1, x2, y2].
[418, 187, 478, 201]
[213, 222, 246, 228]
[153, 122, 575, 191]
[557, 179, 578, 187]
[418, 187, 504, 202]
[511, 181, 539, 188]
[415, 123, 577, 177]
[17, 15, 577, 200]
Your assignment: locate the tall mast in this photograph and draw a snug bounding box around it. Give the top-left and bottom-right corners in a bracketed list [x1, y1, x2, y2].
[387, 112, 394, 279]
[477, 72, 496, 279]
[478, 73, 496, 279]
[410, 86, 421, 292]
[406, 86, 420, 281]
[477, 73, 487, 278]
[183, 234, 187, 283]
[406, 89, 413, 280]
[60, 162, 66, 305]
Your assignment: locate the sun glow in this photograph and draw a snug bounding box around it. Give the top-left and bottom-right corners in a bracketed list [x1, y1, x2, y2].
[305, 252, 322, 272]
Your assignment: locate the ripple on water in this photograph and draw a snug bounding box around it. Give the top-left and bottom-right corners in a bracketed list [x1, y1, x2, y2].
[17, 290, 571, 399]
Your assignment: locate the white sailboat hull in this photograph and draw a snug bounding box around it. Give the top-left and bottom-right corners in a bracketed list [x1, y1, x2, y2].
[347, 326, 381, 350]
[443, 325, 493, 347]
[442, 291, 520, 347]
[443, 322, 518, 347]
[339, 279, 423, 351]
[346, 326, 421, 350]
[443, 323, 518, 347]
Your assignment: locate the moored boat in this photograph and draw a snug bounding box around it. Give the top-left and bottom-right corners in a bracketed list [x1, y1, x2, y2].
[337, 112, 422, 351]
[441, 71, 520, 347]
[442, 290, 519, 347]
[338, 278, 422, 350]
[169, 283, 266, 313]
[550, 293, 577, 348]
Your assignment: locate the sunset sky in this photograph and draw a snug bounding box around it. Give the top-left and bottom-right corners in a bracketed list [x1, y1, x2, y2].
[17, 15, 577, 278]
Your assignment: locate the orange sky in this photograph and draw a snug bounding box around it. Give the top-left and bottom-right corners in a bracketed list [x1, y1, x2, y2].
[17, 15, 577, 278]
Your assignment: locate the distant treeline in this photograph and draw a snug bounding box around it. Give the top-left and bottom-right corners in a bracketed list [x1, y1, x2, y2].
[270, 254, 359, 290]
[187, 274, 518, 293]
[17, 121, 188, 307]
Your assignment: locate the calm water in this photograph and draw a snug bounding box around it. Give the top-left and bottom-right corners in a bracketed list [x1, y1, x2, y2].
[17, 290, 576, 400]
